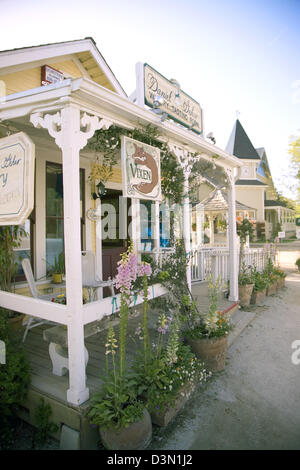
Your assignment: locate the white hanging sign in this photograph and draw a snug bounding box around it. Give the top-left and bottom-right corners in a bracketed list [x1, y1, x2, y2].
[121, 136, 161, 201]
[0, 132, 35, 225]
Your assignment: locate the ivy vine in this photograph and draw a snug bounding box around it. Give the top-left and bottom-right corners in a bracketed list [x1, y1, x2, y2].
[86, 123, 228, 206]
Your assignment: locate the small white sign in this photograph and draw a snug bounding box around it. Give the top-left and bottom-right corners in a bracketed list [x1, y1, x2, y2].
[121, 136, 161, 201]
[41, 65, 64, 85]
[0, 132, 35, 226]
[278, 231, 285, 238]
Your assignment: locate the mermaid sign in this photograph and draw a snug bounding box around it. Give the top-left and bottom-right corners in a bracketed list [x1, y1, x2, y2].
[121, 136, 161, 201]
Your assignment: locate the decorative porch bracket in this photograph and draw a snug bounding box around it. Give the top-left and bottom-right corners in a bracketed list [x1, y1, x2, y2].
[30, 107, 113, 405]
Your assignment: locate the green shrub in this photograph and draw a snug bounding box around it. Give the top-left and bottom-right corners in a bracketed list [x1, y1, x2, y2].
[0, 308, 31, 449]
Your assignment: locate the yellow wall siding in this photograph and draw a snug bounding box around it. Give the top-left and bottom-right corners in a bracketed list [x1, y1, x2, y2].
[51, 60, 82, 79]
[2, 60, 82, 95]
[3, 67, 41, 95]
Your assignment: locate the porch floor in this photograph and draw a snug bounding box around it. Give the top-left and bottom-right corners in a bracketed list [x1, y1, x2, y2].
[20, 282, 238, 447]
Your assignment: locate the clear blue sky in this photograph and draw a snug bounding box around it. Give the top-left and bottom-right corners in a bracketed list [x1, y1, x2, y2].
[1, 0, 299, 199]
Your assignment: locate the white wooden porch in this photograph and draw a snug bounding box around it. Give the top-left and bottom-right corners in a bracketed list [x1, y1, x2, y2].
[19, 282, 238, 414]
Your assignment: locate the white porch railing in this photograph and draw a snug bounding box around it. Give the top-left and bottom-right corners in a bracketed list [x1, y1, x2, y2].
[191, 244, 277, 283]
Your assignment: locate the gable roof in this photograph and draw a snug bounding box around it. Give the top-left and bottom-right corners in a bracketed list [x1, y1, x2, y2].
[226, 119, 260, 160]
[199, 188, 256, 212]
[0, 37, 127, 97]
[235, 179, 267, 186]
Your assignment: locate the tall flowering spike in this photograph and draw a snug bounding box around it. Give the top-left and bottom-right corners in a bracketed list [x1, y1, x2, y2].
[105, 324, 118, 356]
[137, 262, 152, 278]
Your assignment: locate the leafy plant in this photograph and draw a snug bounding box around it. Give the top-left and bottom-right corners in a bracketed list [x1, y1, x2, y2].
[52, 252, 65, 275]
[238, 263, 253, 286]
[87, 243, 151, 431]
[250, 267, 269, 292]
[34, 399, 59, 445]
[0, 308, 31, 449]
[182, 277, 233, 340]
[0, 226, 26, 292]
[296, 258, 300, 268]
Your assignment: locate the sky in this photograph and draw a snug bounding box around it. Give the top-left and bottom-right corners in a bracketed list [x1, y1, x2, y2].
[0, 0, 299, 199]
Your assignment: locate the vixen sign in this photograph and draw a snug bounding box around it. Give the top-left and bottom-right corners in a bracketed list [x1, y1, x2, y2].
[121, 136, 161, 201]
[0, 132, 35, 225]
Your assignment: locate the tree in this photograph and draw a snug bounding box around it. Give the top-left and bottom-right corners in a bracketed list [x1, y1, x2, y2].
[288, 134, 300, 215]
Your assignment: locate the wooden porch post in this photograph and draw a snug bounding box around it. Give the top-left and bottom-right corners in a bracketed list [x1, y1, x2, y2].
[183, 170, 192, 290]
[227, 169, 238, 301]
[131, 198, 141, 258]
[30, 107, 113, 405]
[153, 201, 160, 264]
[61, 106, 89, 405]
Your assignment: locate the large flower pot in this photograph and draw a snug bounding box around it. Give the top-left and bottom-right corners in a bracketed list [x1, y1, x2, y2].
[150, 382, 196, 427]
[250, 288, 266, 305]
[238, 284, 254, 307]
[276, 278, 285, 289]
[99, 408, 152, 450]
[266, 282, 277, 296]
[186, 335, 228, 372]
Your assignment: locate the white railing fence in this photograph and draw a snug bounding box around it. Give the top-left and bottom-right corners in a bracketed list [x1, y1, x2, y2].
[140, 244, 277, 285]
[191, 244, 277, 283]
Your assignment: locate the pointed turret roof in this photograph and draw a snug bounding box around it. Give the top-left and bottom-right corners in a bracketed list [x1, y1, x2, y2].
[226, 120, 260, 160]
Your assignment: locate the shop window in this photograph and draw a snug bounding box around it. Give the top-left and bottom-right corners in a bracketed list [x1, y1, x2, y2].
[46, 162, 85, 272]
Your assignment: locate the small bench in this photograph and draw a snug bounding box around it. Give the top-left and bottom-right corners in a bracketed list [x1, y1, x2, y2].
[43, 316, 120, 376]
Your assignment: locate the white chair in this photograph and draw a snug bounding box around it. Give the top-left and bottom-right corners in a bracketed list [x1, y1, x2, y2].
[81, 251, 115, 302]
[21, 258, 56, 342]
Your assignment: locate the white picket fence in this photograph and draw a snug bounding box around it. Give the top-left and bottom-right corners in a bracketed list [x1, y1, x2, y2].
[191, 244, 277, 283]
[141, 244, 277, 285]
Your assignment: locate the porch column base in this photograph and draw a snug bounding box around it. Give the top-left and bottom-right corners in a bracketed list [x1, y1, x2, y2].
[67, 387, 90, 406]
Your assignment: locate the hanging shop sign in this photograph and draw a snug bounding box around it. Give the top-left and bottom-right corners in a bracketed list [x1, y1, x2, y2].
[0, 132, 35, 226]
[121, 136, 161, 201]
[143, 63, 203, 134]
[41, 65, 64, 86]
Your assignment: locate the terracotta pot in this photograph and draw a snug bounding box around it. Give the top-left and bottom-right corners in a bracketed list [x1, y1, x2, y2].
[266, 282, 277, 296]
[186, 335, 228, 372]
[52, 273, 63, 284]
[250, 288, 266, 305]
[99, 408, 152, 450]
[238, 283, 254, 307]
[276, 278, 285, 289]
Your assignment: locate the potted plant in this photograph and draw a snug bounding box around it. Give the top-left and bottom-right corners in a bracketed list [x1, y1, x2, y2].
[250, 268, 268, 305]
[264, 259, 278, 296]
[295, 258, 300, 273]
[238, 263, 254, 307]
[87, 242, 152, 450]
[132, 283, 210, 427]
[182, 277, 233, 372]
[273, 267, 286, 289]
[51, 252, 65, 284]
